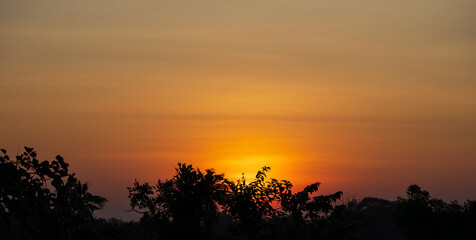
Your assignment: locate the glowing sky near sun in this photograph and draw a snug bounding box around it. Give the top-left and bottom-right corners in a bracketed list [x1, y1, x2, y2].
[1, 0, 476, 220]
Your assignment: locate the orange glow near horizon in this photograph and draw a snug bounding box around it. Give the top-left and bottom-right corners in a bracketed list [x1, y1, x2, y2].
[203, 136, 293, 180]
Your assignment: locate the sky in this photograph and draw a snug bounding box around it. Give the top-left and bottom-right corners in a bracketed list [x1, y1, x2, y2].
[1, 0, 475, 220]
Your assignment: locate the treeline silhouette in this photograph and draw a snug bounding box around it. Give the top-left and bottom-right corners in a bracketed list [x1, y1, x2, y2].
[1, 147, 475, 240]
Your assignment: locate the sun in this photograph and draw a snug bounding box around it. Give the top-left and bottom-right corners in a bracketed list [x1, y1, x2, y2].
[199, 131, 299, 182]
[213, 154, 287, 180]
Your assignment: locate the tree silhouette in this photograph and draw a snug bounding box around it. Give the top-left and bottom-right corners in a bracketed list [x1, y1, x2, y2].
[281, 182, 343, 225]
[221, 166, 292, 238]
[276, 181, 343, 239]
[396, 184, 434, 239]
[0, 147, 106, 239]
[128, 163, 225, 239]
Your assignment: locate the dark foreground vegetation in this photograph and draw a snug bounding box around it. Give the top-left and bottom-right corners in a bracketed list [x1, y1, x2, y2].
[1, 147, 475, 239]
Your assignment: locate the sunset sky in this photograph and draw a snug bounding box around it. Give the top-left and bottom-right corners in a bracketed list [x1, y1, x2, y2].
[1, 0, 475, 220]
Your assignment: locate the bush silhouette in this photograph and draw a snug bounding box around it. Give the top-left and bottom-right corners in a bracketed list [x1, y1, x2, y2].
[0, 147, 106, 239]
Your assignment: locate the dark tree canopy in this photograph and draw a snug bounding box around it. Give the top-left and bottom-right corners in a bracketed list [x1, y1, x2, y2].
[128, 163, 226, 239]
[220, 166, 292, 237]
[0, 147, 106, 239]
[128, 164, 344, 240]
[397, 184, 476, 240]
[281, 181, 343, 224]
